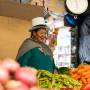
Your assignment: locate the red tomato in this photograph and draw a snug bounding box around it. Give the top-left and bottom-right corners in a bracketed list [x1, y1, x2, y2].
[80, 83, 90, 90]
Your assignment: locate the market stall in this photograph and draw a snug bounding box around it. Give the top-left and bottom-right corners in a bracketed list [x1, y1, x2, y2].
[0, 0, 90, 90]
[0, 58, 90, 90]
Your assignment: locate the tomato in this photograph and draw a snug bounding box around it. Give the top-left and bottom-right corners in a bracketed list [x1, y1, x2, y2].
[80, 83, 90, 90]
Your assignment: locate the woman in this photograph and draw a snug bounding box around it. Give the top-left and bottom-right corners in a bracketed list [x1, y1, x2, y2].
[16, 17, 56, 73]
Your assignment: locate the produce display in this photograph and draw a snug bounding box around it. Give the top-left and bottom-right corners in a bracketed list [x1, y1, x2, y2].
[70, 64, 90, 84]
[0, 58, 90, 90]
[0, 58, 38, 90]
[37, 70, 81, 89]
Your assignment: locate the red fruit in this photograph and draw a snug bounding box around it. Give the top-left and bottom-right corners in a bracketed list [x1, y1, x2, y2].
[80, 83, 90, 90]
[15, 67, 37, 87]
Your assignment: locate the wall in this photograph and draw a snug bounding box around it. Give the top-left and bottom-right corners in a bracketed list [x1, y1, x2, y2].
[0, 0, 44, 21]
[0, 16, 31, 59]
[30, 0, 65, 13]
[0, 0, 65, 59]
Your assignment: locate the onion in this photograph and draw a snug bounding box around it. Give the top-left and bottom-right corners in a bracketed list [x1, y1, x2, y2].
[29, 67, 38, 75]
[30, 86, 51, 90]
[30, 87, 49, 90]
[15, 67, 37, 87]
[2, 58, 20, 73]
[5, 80, 29, 90]
[0, 83, 4, 90]
[0, 67, 10, 84]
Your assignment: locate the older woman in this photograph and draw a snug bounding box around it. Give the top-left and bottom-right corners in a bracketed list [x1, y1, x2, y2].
[16, 17, 56, 73]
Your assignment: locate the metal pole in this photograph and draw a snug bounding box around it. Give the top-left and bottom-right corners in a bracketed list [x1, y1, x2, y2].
[20, 0, 22, 3]
[43, 0, 44, 7]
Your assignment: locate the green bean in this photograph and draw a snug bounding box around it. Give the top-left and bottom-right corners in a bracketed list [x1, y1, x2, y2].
[37, 70, 82, 89]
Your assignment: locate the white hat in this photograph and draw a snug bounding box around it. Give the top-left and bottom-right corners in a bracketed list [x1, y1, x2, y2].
[29, 17, 48, 31]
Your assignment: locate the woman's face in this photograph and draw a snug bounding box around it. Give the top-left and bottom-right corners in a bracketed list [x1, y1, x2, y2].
[33, 28, 47, 43]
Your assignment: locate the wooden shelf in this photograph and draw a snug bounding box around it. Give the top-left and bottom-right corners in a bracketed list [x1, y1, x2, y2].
[0, 0, 44, 21]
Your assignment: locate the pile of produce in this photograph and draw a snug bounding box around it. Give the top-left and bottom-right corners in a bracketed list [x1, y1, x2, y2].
[37, 70, 82, 89]
[70, 64, 90, 84]
[0, 58, 40, 90]
[0, 58, 90, 90]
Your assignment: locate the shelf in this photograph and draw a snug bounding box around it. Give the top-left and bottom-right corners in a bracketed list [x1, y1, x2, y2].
[0, 0, 44, 21]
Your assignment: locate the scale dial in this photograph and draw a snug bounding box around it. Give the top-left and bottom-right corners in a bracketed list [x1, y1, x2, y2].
[66, 0, 88, 14]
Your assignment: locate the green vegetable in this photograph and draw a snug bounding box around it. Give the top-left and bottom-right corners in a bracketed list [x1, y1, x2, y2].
[37, 70, 82, 89]
[37, 70, 52, 88]
[58, 67, 70, 75]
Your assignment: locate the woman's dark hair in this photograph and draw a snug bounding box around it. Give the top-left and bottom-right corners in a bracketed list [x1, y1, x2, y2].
[31, 27, 48, 38]
[31, 29, 39, 38]
[31, 27, 46, 38]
